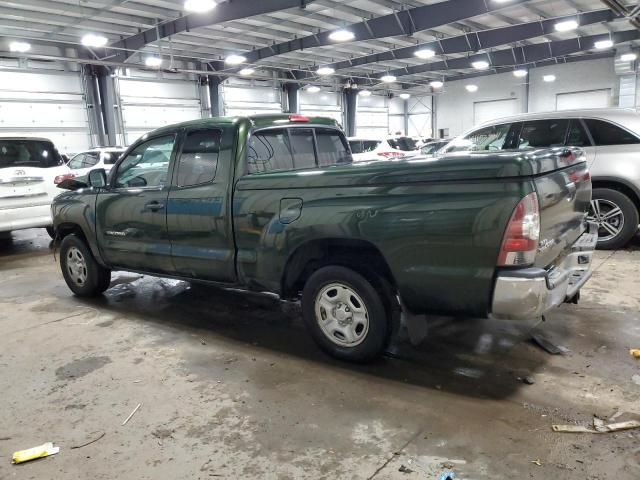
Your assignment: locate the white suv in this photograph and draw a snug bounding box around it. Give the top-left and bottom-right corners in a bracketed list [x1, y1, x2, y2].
[443, 108, 640, 249]
[66, 147, 127, 177]
[0, 137, 73, 238]
[348, 136, 421, 162]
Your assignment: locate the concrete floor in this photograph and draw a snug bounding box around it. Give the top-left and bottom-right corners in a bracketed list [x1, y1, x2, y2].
[1, 229, 639, 480]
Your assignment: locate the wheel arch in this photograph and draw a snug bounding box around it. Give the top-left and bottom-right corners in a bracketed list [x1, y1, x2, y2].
[591, 176, 640, 212]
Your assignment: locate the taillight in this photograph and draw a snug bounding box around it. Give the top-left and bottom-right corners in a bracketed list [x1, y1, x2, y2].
[377, 151, 404, 158]
[288, 114, 310, 123]
[498, 192, 540, 267]
[54, 173, 75, 185]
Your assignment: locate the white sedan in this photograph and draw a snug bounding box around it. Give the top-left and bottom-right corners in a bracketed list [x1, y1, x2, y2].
[66, 147, 127, 177]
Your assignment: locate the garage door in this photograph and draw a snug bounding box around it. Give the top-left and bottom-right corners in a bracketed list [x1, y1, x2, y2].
[357, 94, 389, 137]
[0, 67, 92, 155]
[223, 83, 282, 116]
[300, 91, 342, 124]
[473, 98, 519, 126]
[118, 71, 202, 144]
[556, 89, 611, 111]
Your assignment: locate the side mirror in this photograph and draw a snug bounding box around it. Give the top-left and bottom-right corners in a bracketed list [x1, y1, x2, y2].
[88, 168, 108, 189]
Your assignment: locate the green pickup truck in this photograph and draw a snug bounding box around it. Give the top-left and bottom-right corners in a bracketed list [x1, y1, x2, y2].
[52, 114, 597, 361]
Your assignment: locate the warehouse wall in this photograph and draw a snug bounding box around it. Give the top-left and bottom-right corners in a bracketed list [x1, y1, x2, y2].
[435, 57, 620, 138]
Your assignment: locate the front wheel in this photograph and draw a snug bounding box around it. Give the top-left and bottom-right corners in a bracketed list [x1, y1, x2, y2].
[60, 234, 111, 296]
[588, 188, 639, 250]
[301, 266, 391, 362]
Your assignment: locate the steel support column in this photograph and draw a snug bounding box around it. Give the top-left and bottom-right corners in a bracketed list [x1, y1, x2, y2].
[95, 66, 119, 146]
[284, 83, 300, 113]
[343, 89, 357, 137]
[208, 77, 223, 117]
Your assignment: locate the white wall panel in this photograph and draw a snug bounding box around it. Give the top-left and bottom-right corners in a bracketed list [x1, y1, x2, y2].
[118, 72, 202, 143]
[528, 58, 616, 112]
[300, 91, 342, 123]
[556, 89, 612, 110]
[408, 96, 433, 137]
[0, 69, 91, 154]
[473, 98, 520, 125]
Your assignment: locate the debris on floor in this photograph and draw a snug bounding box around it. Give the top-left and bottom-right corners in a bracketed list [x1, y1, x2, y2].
[398, 464, 414, 474]
[631, 349, 640, 359]
[521, 376, 536, 385]
[71, 431, 105, 449]
[632, 374, 640, 386]
[531, 333, 570, 355]
[531, 459, 542, 466]
[553, 415, 640, 434]
[122, 402, 142, 426]
[438, 471, 456, 480]
[12, 442, 60, 464]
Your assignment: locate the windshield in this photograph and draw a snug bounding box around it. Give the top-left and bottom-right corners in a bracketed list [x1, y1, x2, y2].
[387, 137, 418, 151]
[0, 139, 62, 168]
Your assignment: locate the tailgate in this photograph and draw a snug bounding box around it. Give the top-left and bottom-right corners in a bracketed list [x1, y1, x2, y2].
[0, 167, 49, 208]
[534, 153, 591, 268]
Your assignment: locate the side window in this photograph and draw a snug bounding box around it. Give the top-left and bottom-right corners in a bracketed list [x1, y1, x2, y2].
[83, 153, 99, 168]
[289, 128, 317, 170]
[315, 129, 352, 167]
[447, 124, 513, 152]
[362, 141, 380, 153]
[67, 153, 86, 169]
[518, 119, 569, 149]
[176, 129, 221, 187]
[583, 119, 640, 145]
[246, 129, 293, 174]
[114, 135, 175, 188]
[566, 120, 592, 147]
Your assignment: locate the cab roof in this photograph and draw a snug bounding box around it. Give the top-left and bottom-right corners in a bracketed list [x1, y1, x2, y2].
[146, 114, 341, 138]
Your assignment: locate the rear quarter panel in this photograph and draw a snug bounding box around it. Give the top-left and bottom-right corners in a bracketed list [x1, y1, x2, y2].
[233, 171, 530, 317]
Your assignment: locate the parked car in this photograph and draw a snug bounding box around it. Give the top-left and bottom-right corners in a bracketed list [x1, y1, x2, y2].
[52, 114, 596, 362]
[443, 108, 640, 249]
[0, 137, 73, 238]
[348, 136, 421, 162]
[66, 147, 127, 177]
[421, 140, 449, 156]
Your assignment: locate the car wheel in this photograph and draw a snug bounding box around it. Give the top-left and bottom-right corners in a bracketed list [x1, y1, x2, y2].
[60, 234, 111, 296]
[46, 226, 56, 239]
[588, 188, 639, 250]
[301, 266, 391, 362]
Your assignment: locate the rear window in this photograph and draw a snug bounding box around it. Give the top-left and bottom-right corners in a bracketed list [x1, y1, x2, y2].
[0, 139, 62, 168]
[247, 129, 293, 174]
[584, 119, 640, 145]
[315, 129, 351, 167]
[387, 137, 418, 151]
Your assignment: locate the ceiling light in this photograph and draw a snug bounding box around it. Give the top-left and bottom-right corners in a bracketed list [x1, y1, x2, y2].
[316, 66, 335, 75]
[239, 67, 255, 76]
[328, 30, 354, 42]
[620, 52, 638, 62]
[145, 56, 163, 67]
[595, 39, 614, 50]
[430, 80, 444, 89]
[184, 0, 217, 13]
[358, 89, 372, 96]
[471, 60, 490, 70]
[554, 19, 579, 32]
[81, 34, 108, 48]
[306, 86, 321, 93]
[225, 54, 246, 65]
[465, 84, 478, 92]
[9, 41, 30, 53]
[399, 93, 411, 100]
[513, 69, 528, 78]
[543, 74, 556, 82]
[414, 48, 435, 59]
[380, 74, 396, 83]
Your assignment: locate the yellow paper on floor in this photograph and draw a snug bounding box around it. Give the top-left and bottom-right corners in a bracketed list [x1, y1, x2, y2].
[12, 442, 60, 464]
[631, 349, 640, 359]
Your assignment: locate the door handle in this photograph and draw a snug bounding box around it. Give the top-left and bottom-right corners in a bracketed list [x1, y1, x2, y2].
[145, 201, 165, 212]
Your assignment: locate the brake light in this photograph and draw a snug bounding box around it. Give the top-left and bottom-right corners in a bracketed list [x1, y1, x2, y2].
[289, 114, 310, 123]
[498, 192, 540, 267]
[377, 151, 405, 158]
[54, 173, 75, 185]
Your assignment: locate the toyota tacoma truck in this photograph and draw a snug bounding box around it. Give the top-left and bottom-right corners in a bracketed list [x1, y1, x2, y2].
[52, 114, 597, 362]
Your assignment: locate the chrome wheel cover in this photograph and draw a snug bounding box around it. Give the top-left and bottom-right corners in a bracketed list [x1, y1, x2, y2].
[66, 246, 88, 286]
[588, 199, 625, 242]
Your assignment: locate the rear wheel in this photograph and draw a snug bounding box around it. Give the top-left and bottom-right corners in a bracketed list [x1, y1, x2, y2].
[301, 266, 391, 362]
[588, 188, 639, 250]
[60, 234, 111, 296]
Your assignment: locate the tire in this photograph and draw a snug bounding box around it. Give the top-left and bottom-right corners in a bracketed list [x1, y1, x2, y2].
[45, 226, 56, 239]
[589, 188, 639, 250]
[60, 234, 111, 296]
[301, 266, 391, 362]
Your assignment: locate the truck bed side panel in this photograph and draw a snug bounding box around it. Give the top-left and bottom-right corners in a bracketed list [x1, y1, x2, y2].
[233, 174, 529, 317]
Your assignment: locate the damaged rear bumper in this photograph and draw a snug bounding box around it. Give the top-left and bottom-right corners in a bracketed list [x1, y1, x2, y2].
[491, 223, 598, 320]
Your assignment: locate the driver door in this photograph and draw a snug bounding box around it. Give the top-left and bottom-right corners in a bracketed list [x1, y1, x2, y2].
[96, 134, 177, 273]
